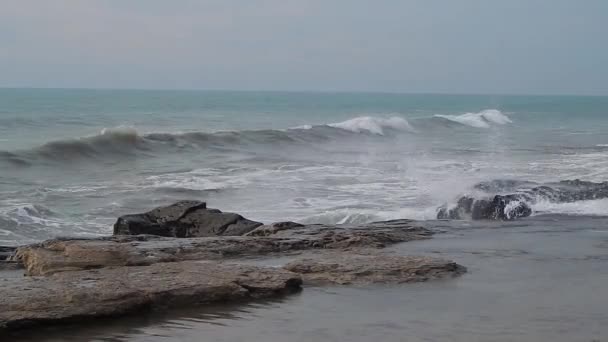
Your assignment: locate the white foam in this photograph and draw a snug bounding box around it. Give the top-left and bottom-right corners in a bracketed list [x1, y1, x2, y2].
[98, 125, 140, 143]
[532, 198, 608, 217]
[299, 209, 383, 225]
[480, 109, 513, 124]
[504, 200, 525, 219]
[435, 109, 512, 128]
[328, 116, 414, 135]
[0, 204, 60, 227]
[291, 124, 313, 130]
[143, 168, 255, 191]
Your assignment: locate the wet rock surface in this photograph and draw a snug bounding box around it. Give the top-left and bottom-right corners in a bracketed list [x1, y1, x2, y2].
[437, 179, 608, 220]
[0, 261, 301, 331]
[1, 202, 465, 334]
[437, 195, 532, 220]
[15, 220, 432, 276]
[113, 200, 263, 237]
[285, 254, 466, 285]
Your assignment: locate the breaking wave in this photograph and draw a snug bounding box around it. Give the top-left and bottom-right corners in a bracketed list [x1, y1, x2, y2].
[434, 109, 512, 128]
[0, 110, 510, 167]
[327, 116, 415, 135]
[438, 179, 608, 220]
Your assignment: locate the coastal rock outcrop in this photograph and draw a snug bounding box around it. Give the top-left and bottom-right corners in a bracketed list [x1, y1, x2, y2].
[113, 200, 263, 237]
[284, 254, 466, 285]
[14, 219, 432, 276]
[0, 261, 301, 330]
[1, 202, 466, 334]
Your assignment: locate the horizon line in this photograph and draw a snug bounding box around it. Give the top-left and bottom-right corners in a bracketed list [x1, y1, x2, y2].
[0, 86, 606, 98]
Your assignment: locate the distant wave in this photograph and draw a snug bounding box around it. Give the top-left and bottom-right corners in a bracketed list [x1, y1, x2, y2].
[32, 126, 143, 160]
[326, 116, 415, 135]
[434, 109, 512, 128]
[0, 111, 510, 167]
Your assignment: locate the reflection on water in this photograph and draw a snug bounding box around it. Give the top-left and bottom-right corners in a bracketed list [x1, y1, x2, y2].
[6, 216, 608, 342]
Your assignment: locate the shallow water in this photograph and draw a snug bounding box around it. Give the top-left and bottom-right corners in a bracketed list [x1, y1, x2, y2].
[8, 215, 608, 342]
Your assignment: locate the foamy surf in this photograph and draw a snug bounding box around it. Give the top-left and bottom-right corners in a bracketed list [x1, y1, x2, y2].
[532, 198, 608, 217]
[327, 116, 415, 135]
[434, 109, 512, 128]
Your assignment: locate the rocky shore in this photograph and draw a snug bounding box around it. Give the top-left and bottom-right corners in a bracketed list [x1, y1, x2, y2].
[0, 201, 465, 332]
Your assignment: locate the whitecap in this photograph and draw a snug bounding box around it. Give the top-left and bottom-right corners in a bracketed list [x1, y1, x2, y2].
[435, 109, 512, 128]
[328, 116, 415, 135]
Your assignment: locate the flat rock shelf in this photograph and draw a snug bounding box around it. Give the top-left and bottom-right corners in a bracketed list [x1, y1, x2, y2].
[0, 201, 465, 333]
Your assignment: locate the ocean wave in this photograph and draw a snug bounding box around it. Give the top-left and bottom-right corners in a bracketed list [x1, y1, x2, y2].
[327, 116, 415, 135]
[21, 126, 144, 162]
[0, 111, 508, 167]
[434, 109, 512, 128]
[0, 202, 112, 243]
[532, 198, 608, 217]
[0, 203, 61, 227]
[0, 116, 413, 165]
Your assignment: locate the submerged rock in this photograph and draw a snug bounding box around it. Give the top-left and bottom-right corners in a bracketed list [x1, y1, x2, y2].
[245, 221, 305, 236]
[15, 220, 432, 276]
[437, 195, 532, 220]
[113, 201, 263, 237]
[0, 261, 301, 331]
[284, 254, 466, 285]
[438, 179, 608, 221]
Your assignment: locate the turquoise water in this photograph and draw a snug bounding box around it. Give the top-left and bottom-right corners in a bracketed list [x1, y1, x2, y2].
[1, 89, 607, 244]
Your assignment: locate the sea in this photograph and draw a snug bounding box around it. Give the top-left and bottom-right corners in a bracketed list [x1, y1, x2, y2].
[3, 89, 608, 341]
[1, 88, 607, 245]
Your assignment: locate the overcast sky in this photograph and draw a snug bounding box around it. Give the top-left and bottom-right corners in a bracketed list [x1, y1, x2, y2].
[1, 0, 607, 95]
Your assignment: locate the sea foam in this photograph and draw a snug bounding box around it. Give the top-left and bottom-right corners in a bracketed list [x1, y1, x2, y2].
[435, 109, 512, 128]
[328, 116, 414, 135]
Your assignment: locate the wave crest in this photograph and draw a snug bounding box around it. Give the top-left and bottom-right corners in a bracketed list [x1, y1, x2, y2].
[434, 109, 512, 128]
[327, 116, 414, 135]
[1, 111, 511, 167]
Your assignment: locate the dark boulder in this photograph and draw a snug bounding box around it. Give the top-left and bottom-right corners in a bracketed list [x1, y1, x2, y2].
[113, 200, 263, 237]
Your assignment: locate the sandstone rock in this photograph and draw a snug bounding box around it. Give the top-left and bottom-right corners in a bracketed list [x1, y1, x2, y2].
[15, 220, 432, 276]
[113, 201, 263, 237]
[0, 261, 301, 331]
[284, 254, 466, 285]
